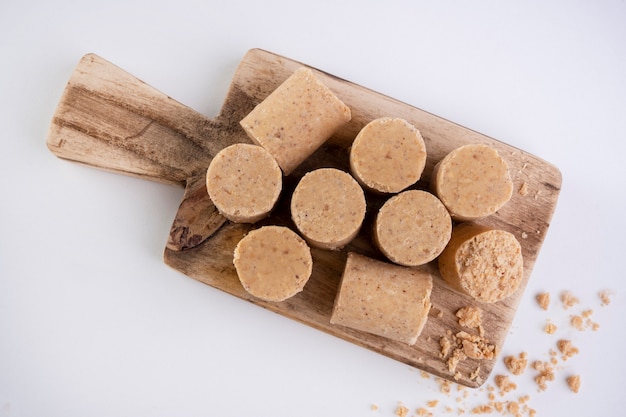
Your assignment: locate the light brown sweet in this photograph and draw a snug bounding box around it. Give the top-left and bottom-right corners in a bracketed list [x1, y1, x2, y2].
[438, 224, 523, 303]
[431, 144, 513, 221]
[240, 67, 351, 175]
[206, 143, 282, 223]
[290, 168, 366, 250]
[374, 190, 452, 266]
[567, 375, 581, 393]
[330, 252, 433, 345]
[233, 226, 312, 302]
[349, 117, 426, 193]
[503, 352, 528, 375]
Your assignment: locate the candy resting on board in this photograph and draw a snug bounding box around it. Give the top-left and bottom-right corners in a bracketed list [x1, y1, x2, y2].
[46, 48, 561, 387]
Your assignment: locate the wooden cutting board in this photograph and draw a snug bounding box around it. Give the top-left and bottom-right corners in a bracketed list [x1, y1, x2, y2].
[47, 48, 561, 387]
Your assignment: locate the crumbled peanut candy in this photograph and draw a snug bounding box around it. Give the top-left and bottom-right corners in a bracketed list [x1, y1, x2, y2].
[533, 360, 555, 391]
[440, 336, 452, 358]
[507, 401, 520, 415]
[395, 403, 409, 417]
[371, 404, 379, 411]
[571, 309, 600, 331]
[437, 378, 452, 394]
[471, 404, 493, 414]
[570, 314, 584, 330]
[599, 290, 612, 306]
[456, 306, 483, 329]
[567, 375, 581, 393]
[457, 332, 497, 360]
[544, 322, 557, 334]
[503, 352, 528, 375]
[560, 291, 579, 309]
[536, 292, 550, 310]
[440, 331, 497, 376]
[549, 349, 559, 365]
[494, 374, 517, 394]
[469, 366, 483, 384]
[447, 348, 467, 373]
[416, 408, 430, 416]
[557, 339, 579, 360]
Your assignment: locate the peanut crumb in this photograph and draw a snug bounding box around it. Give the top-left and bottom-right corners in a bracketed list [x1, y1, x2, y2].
[427, 400, 439, 408]
[371, 404, 379, 411]
[557, 339, 579, 360]
[395, 403, 409, 417]
[560, 291, 579, 309]
[440, 336, 452, 359]
[504, 352, 528, 375]
[416, 407, 430, 416]
[549, 349, 559, 365]
[521, 232, 528, 239]
[456, 306, 483, 330]
[471, 405, 493, 414]
[494, 374, 517, 394]
[447, 347, 465, 373]
[469, 366, 482, 384]
[571, 309, 601, 331]
[507, 401, 520, 415]
[536, 292, 550, 310]
[599, 290, 612, 306]
[544, 322, 557, 334]
[420, 370, 430, 379]
[532, 360, 555, 391]
[567, 375, 581, 393]
[437, 378, 452, 394]
[570, 315, 584, 330]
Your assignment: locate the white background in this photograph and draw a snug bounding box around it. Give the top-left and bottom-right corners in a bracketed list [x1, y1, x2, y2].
[2, 1, 625, 416]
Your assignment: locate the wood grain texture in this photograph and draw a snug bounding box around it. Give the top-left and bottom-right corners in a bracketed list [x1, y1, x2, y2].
[48, 49, 561, 387]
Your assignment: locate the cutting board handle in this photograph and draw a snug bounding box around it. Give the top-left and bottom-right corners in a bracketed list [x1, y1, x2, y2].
[47, 53, 224, 187]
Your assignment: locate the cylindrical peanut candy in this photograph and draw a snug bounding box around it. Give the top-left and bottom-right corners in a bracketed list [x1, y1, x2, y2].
[431, 143, 513, 221]
[331, 252, 433, 345]
[374, 190, 452, 267]
[206, 143, 282, 223]
[233, 225, 312, 302]
[240, 67, 351, 176]
[438, 223, 523, 303]
[290, 168, 366, 250]
[349, 117, 426, 193]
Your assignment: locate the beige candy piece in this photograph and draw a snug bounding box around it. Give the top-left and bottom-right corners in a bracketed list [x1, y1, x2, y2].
[206, 143, 282, 223]
[374, 190, 452, 267]
[438, 224, 523, 303]
[431, 143, 513, 221]
[233, 226, 312, 302]
[240, 67, 351, 175]
[349, 117, 426, 193]
[291, 168, 366, 250]
[331, 252, 433, 345]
